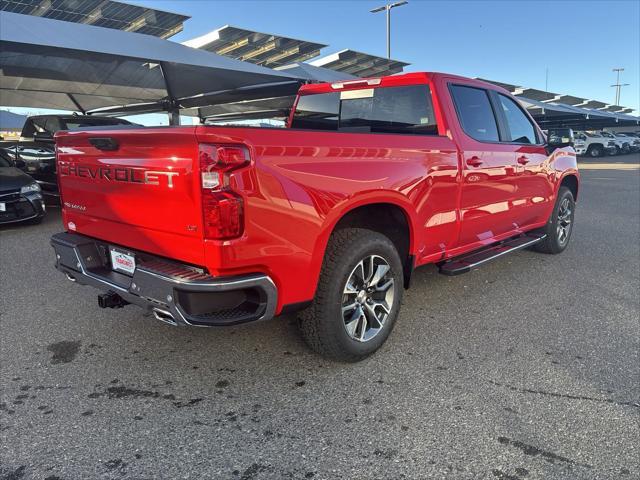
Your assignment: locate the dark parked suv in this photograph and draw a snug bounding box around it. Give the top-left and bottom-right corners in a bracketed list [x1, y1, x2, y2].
[0, 115, 133, 202]
[0, 149, 45, 224]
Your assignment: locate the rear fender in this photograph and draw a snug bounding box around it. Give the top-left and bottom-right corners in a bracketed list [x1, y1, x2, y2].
[306, 191, 419, 298]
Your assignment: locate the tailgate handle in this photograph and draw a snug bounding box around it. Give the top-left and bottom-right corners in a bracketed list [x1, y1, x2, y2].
[89, 137, 119, 151]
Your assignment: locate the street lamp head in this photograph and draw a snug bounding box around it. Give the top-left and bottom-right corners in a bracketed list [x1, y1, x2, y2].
[370, 1, 408, 13]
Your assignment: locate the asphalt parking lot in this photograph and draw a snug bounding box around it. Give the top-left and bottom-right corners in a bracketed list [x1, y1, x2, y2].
[1, 153, 639, 480]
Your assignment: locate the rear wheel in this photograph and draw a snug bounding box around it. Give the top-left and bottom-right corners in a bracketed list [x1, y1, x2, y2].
[298, 228, 404, 362]
[534, 186, 575, 254]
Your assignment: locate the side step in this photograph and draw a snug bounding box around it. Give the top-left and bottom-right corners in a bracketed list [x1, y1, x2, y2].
[438, 232, 546, 276]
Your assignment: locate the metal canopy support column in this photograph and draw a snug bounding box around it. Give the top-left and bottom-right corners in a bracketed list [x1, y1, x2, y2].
[159, 61, 180, 125]
[67, 93, 86, 114]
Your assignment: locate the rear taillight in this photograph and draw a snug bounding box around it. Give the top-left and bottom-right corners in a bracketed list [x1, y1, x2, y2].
[199, 144, 250, 239]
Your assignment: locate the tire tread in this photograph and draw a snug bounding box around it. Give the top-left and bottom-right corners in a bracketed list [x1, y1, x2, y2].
[299, 228, 401, 362]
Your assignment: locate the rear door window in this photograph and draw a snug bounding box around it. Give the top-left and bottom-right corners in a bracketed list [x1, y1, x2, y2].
[449, 85, 500, 142]
[291, 85, 438, 135]
[497, 94, 538, 144]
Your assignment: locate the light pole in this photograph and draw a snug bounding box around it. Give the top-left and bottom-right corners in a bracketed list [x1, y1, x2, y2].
[611, 68, 629, 106]
[370, 1, 408, 59]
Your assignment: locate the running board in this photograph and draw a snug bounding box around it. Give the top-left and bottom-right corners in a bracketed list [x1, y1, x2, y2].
[438, 233, 546, 276]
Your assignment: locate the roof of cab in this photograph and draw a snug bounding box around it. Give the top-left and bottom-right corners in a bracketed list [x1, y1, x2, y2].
[297, 72, 510, 95]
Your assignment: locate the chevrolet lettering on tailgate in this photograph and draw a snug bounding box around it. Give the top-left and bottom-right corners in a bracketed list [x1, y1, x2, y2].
[58, 163, 178, 187]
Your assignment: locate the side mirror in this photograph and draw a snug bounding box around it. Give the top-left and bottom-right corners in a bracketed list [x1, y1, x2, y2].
[33, 131, 54, 143]
[547, 128, 574, 150]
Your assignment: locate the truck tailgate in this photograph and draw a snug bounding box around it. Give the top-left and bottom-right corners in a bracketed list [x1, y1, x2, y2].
[55, 127, 205, 265]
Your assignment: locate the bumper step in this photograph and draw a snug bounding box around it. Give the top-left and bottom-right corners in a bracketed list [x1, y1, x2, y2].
[50, 232, 277, 326]
[438, 232, 546, 276]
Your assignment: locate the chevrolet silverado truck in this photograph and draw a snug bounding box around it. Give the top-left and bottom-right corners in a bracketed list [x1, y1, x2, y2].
[50, 73, 579, 362]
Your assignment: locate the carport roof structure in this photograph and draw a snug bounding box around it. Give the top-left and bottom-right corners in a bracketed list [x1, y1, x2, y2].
[181, 64, 359, 122]
[183, 25, 327, 69]
[480, 77, 638, 128]
[274, 62, 359, 83]
[0, 0, 189, 38]
[0, 11, 304, 116]
[309, 49, 409, 78]
[517, 96, 639, 129]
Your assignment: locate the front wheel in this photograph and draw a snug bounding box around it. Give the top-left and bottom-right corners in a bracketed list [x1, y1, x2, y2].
[298, 228, 404, 362]
[587, 145, 603, 157]
[533, 186, 575, 254]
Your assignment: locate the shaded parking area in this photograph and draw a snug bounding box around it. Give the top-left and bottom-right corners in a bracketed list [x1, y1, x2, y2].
[1, 154, 639, 480]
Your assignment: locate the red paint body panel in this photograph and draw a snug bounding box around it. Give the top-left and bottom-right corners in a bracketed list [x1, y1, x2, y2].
[54, 72, 579, 313]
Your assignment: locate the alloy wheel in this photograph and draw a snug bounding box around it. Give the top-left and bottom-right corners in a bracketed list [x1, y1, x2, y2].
[341, 255, 395, 342]
[557, 197, 573, 245]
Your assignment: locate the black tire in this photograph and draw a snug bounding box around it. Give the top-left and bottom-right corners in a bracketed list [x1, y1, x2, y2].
[533, 186, 575, 254]
[298, 228, 404, 362]
[587, 145, 603, 157]
[609, 146, 620, 156]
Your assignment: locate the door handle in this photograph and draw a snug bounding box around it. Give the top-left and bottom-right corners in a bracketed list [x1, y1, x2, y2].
[517, 156, 530, 165]
[466, 156, 483, 167]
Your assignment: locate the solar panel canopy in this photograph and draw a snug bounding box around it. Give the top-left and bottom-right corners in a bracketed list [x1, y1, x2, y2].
[183, 25, 327, 69]
[0, 11, 303, 114]
[479, 77, 637, 127]
[479, 77, 636, 113]
[0, 0, 189, 38]
[309, 49, 409, 78]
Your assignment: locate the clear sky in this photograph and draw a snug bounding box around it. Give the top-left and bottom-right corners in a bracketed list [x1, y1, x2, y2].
[134, 0, 640, 111]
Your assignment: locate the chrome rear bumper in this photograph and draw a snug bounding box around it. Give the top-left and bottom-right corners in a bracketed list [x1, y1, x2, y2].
[50, 232, 277, 326]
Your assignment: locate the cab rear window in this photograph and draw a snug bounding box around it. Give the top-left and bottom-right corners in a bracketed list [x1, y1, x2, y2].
[291, 85, 438, 135]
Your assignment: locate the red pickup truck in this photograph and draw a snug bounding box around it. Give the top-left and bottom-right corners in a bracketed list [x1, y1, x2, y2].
[51, 73, 579, 361]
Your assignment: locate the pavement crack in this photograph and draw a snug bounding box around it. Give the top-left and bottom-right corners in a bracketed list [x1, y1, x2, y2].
[490, 380, 639, 409]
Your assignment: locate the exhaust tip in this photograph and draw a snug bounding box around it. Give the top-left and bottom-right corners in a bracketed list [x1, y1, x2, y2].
[152, 308, 177, 326]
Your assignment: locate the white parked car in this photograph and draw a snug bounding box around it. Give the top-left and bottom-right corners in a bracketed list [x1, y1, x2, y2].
[574, 131, 617, 157]
[613, 132, 640, 153]
[599, 131, 627, 154]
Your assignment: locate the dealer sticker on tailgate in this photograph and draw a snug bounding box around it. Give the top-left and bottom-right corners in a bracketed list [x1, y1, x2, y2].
[110, 248, 136, 275]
